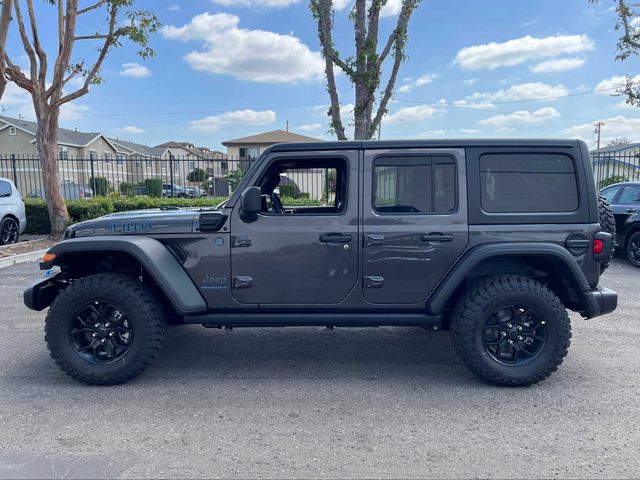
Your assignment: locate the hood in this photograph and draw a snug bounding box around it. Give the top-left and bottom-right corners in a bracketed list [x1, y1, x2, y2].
[65, 207, 224, 238]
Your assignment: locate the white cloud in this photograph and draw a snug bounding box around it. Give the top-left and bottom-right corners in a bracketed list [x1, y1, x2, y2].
[115, 126, 145, 134]
[463, 82, 568, 105]
[595, 74, 640, 95]
[189, 109, 276, 133]
[59, 102, 90, 120]
[462, 78, 478, 86]
[454, 34, 594, 70]
[478, 107, 561, 127]
[398, 73, 437, 93]
[564, 115, 640, 147]
[530, 57, 585, 73]
[380, 0, 402, 17]
[385, 105, 441, 125]
[120, 63, 151, 78]
[168, 4, 180, 10]
[296, 123, 322, 132]
[212, 0, 300, 6]
[163, 13, 324, 83]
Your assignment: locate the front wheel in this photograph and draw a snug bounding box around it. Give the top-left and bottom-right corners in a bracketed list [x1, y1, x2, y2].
[45, 273, 166, 385]
[627, 231, 640, 268]
[450, 275, 571, 387]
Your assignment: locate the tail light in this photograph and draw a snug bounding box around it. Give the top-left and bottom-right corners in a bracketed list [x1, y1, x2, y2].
[593, 239, 604, 255]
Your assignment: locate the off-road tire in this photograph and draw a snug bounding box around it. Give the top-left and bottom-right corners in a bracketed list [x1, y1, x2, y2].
[597, 193, 616, 273]
[450, 275, 571, 387]
[45, 273, 166, 385]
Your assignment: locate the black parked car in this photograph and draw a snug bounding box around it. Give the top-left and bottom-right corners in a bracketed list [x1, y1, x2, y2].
[600, 181, 640, 267]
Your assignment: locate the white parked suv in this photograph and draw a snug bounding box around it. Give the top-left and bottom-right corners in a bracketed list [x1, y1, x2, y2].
[0, 177, 26, 245]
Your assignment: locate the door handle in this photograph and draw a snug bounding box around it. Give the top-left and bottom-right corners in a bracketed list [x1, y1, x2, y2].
[365, 234, 384, 247]
[420, 233, 454, 243]
[319, 233, 352, 243]
[627, 208, 636, 213]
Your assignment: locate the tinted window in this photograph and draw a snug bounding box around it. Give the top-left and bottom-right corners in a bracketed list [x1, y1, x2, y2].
[601, 185, 621, 203]
[373, 156, 456, 214]
[0, 180, 11, 198]
[617, 185, 640, 205]
[480, 153, 578, 213]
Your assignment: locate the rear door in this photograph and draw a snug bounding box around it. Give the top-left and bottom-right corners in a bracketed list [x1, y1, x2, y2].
[611, 184, 640, 235]
[362, 148, 468, 304]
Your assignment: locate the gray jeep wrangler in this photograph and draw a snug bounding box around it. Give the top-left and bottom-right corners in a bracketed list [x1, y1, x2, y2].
[24, 139, 618, 386]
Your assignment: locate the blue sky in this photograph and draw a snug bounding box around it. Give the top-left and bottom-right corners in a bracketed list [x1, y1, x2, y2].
[3, 0, 640, 150]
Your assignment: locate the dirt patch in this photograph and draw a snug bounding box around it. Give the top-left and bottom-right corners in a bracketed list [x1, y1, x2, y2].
[0, 239, 56, 258]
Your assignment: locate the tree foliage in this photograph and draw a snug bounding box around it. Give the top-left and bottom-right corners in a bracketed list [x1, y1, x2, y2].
[309, 0, 420, 140]
[187, 167, 208, 183]
[0, 0, 159, 238]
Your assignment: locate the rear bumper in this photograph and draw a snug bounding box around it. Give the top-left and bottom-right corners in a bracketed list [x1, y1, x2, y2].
[582, 286, 618, 319]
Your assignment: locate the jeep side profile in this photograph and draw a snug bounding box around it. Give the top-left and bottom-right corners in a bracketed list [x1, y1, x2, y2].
[24, 139, 618, 386]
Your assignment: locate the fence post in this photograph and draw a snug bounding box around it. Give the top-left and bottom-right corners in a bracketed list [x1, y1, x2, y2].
[11, 154, 17, 185]
[90, 156, 96, 195]
[169, 158, 174, 197]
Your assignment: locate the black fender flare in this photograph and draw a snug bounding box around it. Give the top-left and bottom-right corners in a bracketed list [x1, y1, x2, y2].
[426, 242, 595, 315]
[39, 236, 207, 314]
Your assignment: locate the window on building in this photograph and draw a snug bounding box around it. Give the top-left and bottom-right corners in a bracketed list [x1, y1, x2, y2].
[479, 153, 578, 213]
[89, 150, 97, 160]
[373, 156, 457, 214]
[57, 147, 69, 160]
[9, 127, 17, 136]
[104, 152, 112, 163]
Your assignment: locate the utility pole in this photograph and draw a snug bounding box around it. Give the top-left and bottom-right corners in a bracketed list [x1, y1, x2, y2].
[594, 122, 605, 150]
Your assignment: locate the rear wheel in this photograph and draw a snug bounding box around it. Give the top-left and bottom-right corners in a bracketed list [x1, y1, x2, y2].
[450, 275, 571, 387]
[626, 231, 640, 268]
[597, 193, 616, 273]
[0, 217, 19, 245]
[45, 273, 166, 385]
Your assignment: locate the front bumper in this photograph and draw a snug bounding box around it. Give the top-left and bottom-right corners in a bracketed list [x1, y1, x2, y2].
[23, 272, 66, 311]
[582, 286, 618, 319]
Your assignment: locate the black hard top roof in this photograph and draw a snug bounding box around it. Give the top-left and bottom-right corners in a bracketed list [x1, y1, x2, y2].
[269, 138, 582, 152]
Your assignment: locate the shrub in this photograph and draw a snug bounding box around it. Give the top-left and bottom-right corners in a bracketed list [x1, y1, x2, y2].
[89, 176, 109, 196]
[144, 178, 163, 198]
[278, 184, 298, 198]
[119, 182, 135, 196]
[599, 175, 629, 189]
[187, 168, 207, 183]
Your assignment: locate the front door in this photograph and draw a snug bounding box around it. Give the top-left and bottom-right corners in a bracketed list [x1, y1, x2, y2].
[230, 150, 359, 305]
[362, 148, 469, 304]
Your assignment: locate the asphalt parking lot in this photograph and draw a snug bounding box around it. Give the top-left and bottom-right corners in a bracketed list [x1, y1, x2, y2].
[1, 256, 639, 479]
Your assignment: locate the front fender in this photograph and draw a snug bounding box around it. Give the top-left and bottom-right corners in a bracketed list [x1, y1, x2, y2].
[35, 236, 207, 314]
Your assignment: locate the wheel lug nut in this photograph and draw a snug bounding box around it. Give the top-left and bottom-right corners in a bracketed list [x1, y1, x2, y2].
[108, 332, 114, 337]
[517, 326, 522, 331]
[94, 323, 100, 328]
[508, 339, 514, 344]
[507, 323, 512, 328]
[541, 321, 546, 325]
[92, 332, 97, 338]
[517, 336, 523, 341]
[105, 323, 110, 328]
[501, 332, 507, 337]
[100, 338, 106, 343]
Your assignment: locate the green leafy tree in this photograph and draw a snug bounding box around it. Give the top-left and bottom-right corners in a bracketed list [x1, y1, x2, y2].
[600, 175, 629, 188]
[309, 0, 420, 139]
[187, 167, 207, 183]
[2, 0, 159, 239]
[223, 168, 246, 190]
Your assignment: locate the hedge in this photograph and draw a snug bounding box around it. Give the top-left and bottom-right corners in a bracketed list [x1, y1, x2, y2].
[24, 195, 322, 234]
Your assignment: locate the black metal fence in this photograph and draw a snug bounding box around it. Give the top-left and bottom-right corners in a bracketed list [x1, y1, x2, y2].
[590, 149, 640, 189]
[0, 155, 257, 200]
[0, 155, 335, 202]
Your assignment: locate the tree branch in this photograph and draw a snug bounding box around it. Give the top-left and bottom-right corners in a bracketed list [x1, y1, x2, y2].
[4, 53, 35, 93]
[58, 0, 63, 48]
[77, 0, 107, 15]
[74, 33, 109, 40]
[311, 0, 355, 78]
[0, 0, 13, 99]
[25, 0, 47, 86]
[618, 0, 640, 49]
[12, 0, 38, 83]
[55, 2, 118, 106]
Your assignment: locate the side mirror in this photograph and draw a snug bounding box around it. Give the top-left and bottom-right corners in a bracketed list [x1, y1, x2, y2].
[240, 186, 262, 217]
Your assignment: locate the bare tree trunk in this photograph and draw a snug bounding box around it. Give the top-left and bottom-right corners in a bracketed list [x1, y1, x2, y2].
[0, 0, 13, 99]
[34, 104, 68, 240]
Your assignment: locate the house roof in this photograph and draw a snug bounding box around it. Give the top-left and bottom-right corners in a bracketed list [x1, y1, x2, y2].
[222, 129, 320, 147]
[592, 142, 640, 154]
[109, 138, 167, 157]
[0, 115, 111, 147]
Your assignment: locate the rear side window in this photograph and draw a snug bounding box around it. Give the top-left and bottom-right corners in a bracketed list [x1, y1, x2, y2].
[373, 155, 456, 214]
[617, 185, 640, 205]
[480, 153, 578, 213]
[600, 185, 621, 203]
[0, 180, 11, 198]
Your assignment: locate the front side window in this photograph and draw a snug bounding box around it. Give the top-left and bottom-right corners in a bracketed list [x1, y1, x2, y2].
[373, 156, 456, 214]
[617, 185, 640, 205]
[255, 158, 347, 215]
[480, 153, 578, 213]
[0, 180, 11, 197]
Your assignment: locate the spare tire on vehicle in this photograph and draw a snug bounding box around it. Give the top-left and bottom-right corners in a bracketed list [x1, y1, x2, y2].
[597, 192, 616, 273]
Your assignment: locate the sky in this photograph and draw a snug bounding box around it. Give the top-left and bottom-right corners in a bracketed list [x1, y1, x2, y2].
[2, 0, 640, 150]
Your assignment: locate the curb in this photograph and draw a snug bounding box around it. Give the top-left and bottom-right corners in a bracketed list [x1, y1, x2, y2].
[0, 248, 48, 270]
